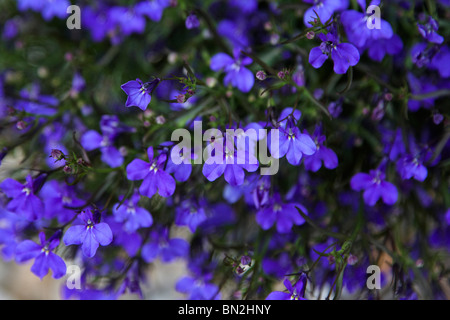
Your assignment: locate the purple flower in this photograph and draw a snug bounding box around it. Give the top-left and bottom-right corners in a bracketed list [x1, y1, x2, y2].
[0, 176, 44, 221]
[121, 78, 161, 111]
[350, 169, 398, 206]
[15, 83, 58, 116]
[406, 73, 438, 112]
[63, 209, 113, 258]
[185, 14, 200, 29]
[141, 227, 189, 263]
[135, 0, 170, 22]
[202, 130, 259, 186]
[210, 51, 254, 92]
[126, 146, 176, 198]
[418, 16, 444, 44]
[367, 34, 404, 62]
[112, 192, 153, 233]
[39, 180, 83, 224]
[2, 19, 19, 40]
[81, 116, 125, 168]
[341, 2, 394, 49]
[15, 232, 66, 280]
[41, 0, 70, 21]
[309, 30, 360, 74]
[266, 276, 308, 300]
[303, 0, 349, 27]
[429, 45, 450, 78]
[175, 199, 207, 233]
[110, 6, 146, 36]
[18, 0, 70, 21]
[267, 108, 317, 166]
[176, 276, 221, 300]
[303, 125, 338, 172]
[165, 144, 193, 182]
[255, 193, 307, 233]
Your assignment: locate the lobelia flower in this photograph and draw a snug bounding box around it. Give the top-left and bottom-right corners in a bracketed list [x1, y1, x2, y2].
[202, 129, 259, 186]
[406, 73, 438, 112]
[109, 6, 146, 36]
[309, 26, 360, 74]
[303, 0, 349, 27]
[174, 199, 207, 233]
[397, 154, 428, 182]
[340, 0, 394, 49]
[141, 227, 189, 264]
[165, 143, 194, 182]
[63, 209, 113, 258]
[82, 6, 115, 43]
[255, 193, 307, 233]
[417, 16, 444, 44]
[121, 78, 161, 111]
[15, 83, 59, 116]
[126, 146, 176, 198]
[303, 124, 338, 172]
[81, 116, 124, 168]
[396, 138, 430, 182]
[427, 45, 450, 78]
[185, 13, 200, 29]
[0, 175, 44, 221]
[135, 0, 170, 22]
[17, 0, 70, 21]
[210, 50, 254, 93]
[267, 108, 317, 166]
[112, 192, 153, 233]
[39, 180, 84, 224]
[176, 276, 221, 300]
[15, 231, 66, 280]
[266, 276, 308, 300]
[350, 168, 398, 206]
[367, 34, 404, 62]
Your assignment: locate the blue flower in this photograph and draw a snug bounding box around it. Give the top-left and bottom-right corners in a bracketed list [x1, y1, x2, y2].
[303, 0, 349, 27]
[135, 0, 170, 22]
[202, 129, 259, 186]
[303, 124, 338, 172]
[112, 192, 153, 233]
[81, 115, 125, 168]
[175, 199, 207, 233]
[266, 276, 308, 300]
[350, 169, 398, 206]
[418, 16, 444, 44]
[309, 29, 360, 74]
[15, 232, 66, 280]
[268, 108, 317, 166]
[141, 227, 189, 263]
[63, 209, 113, 258]
[210, 51, 254, 92]
[0, 175, 44, 221]
[341, 1, 394, 48]
[121, 78, 161, 111]
[185, 14, 200, 29]
[126, 146, 176, 198]
[255, 193, 307, 233]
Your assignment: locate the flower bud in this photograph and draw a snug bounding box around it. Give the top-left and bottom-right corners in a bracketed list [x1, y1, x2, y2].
[256, 70, 266, 81]
[156, 115, 166, 125]
[50, 149, 64, 161]
[306, 31, 315, 39]
[176, 94, 185, 104]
